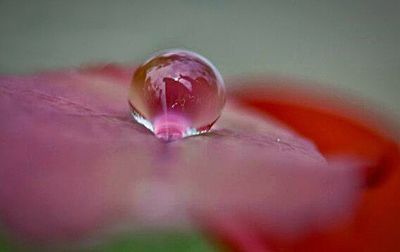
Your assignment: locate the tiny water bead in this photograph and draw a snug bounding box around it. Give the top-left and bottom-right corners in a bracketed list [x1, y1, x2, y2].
[129, 49, 226, 141]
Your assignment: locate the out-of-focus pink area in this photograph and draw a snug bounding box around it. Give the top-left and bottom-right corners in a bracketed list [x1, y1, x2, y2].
[0, 65, 389, 251]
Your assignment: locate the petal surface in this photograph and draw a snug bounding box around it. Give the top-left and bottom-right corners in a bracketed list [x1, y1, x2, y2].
[0, 66, 363, 251]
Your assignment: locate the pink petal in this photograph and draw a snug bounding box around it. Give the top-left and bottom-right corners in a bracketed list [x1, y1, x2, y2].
[0, 65, 362, 249]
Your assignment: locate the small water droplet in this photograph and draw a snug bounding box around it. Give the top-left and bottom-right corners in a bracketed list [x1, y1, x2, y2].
[129, 49, 226, 141]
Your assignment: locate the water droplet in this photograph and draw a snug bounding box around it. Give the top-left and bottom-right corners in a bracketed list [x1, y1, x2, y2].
[129, 49, 226, 141]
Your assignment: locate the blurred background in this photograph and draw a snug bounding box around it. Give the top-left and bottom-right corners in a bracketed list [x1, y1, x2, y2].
[0, 0, 399, 116]
[0, 0, 399, 251]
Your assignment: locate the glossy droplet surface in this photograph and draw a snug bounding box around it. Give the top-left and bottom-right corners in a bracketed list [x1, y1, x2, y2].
[129, 49, 226, 140]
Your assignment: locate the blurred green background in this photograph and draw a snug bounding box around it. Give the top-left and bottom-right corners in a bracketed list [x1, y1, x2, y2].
[0, 0, 399, 115]
[0, 0, 399, 251]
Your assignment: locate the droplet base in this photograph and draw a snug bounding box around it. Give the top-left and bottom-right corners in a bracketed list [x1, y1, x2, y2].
[131, 110, 204, 141]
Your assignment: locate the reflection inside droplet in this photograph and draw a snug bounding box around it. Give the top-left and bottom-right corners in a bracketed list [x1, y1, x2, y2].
[129, 49, 226, 141]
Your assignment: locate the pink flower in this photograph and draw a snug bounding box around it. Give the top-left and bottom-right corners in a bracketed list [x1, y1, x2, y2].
[0, 64, 398, 251]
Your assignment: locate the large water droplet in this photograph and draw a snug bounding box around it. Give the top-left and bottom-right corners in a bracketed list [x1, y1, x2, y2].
[129, 49, 226, 141]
